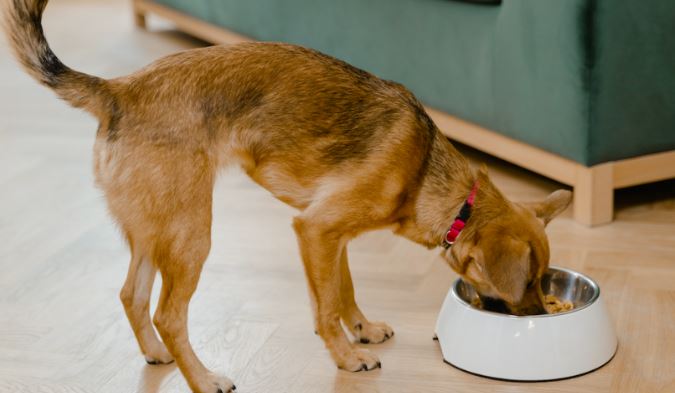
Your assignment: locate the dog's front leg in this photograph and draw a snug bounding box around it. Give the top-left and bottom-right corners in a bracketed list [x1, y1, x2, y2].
[338, 247, 394, 344]
[293, 217, 381, 372]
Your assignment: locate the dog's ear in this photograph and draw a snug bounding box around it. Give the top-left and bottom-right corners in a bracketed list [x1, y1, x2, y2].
[447, 236, 475, 275]
[476, 237, 531, 305]
[528, 190, 572, 225]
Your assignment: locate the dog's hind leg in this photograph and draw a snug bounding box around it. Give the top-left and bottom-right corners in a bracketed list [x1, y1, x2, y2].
[338, 247, 394, 345]
[106, 146, 232, 392]
[152, 220, 235, 393]
[119, 240, 173, 364]
[149, 199, 235, 393]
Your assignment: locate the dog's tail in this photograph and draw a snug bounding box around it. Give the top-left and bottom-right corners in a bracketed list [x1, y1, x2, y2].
[3, 0, 113, 118]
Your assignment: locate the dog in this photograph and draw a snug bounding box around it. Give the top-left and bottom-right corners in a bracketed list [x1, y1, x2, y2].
[4, 1, 571, 392]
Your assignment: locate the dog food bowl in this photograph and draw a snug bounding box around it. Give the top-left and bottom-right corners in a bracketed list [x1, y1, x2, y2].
[435, 267, 617, 381]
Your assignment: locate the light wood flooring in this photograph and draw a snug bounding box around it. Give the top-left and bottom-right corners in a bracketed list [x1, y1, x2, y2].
[1, 1, 674, 392]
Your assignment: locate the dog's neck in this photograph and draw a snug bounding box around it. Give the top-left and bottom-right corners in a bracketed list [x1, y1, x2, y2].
[395, 133, 478, 248]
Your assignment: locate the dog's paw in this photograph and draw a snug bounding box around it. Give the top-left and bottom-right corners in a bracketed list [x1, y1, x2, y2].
[354, 321, 394, 344]
[198, 373, 236, 393]
[336, 348, 382, 372]
[212, 374, 236, 393]
[144, 345, 174, 365]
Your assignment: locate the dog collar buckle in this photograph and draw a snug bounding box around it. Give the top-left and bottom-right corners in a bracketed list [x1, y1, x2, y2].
[442, 181, 479, 249]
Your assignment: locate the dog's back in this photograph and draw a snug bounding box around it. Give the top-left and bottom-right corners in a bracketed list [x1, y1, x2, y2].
[4, 0, 434, 208]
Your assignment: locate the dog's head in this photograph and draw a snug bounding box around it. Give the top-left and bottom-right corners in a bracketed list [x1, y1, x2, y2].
[443, 171, 572, 315]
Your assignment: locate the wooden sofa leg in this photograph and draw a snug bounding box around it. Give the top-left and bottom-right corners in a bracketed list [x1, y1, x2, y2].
[133, 2, 147, 29]
[573, 163, 614, 226]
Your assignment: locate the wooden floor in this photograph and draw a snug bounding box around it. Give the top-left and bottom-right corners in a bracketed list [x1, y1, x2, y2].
[1, 1, 674, 392]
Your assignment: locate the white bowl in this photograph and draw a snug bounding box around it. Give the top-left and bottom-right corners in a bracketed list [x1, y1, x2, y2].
[435, 267, 617, 381]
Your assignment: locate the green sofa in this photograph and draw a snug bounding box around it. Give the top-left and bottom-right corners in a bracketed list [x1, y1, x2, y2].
[133, 0, 675, 224]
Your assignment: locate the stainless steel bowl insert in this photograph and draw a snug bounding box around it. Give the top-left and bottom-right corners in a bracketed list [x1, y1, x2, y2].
[453, 267, 600, 317]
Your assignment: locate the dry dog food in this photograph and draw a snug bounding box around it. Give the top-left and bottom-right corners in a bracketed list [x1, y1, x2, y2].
[470, 295, 573, 315]
[471, 297, 482, 309]
[543, 294, 574, 313]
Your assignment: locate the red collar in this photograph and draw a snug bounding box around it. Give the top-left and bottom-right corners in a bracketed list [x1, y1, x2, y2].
[442, 181, 479, 249]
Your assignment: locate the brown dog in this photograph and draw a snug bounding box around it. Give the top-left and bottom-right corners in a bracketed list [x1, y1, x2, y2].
[5, 1, 571, 392]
